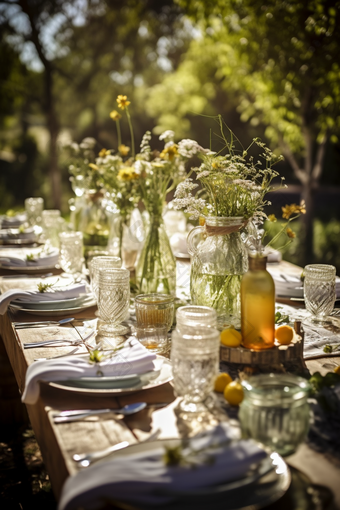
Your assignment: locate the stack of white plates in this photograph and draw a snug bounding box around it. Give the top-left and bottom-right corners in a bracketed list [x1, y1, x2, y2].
[10, 293, 96, 316]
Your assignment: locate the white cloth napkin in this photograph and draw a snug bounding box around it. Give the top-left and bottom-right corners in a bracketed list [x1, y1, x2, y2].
[22, 337, 157, 404]
[58, 422, 267, 510]
[0, 282, 87, 315]
[0, 247, 59, 267]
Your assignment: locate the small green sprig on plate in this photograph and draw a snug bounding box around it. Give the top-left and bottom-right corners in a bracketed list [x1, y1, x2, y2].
[163, 438, 231, 468]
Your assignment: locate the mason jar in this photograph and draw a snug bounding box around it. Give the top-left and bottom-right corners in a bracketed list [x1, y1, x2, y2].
[239, 373, 311, 456]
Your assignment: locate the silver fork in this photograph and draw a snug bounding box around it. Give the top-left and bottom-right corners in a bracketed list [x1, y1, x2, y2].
[24, 331, 94, 349]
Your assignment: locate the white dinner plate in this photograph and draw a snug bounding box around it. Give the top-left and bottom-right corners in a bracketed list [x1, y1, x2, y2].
[12, 294, 91, 310]
[9, 296, 97, 316]
[0, 263, 57, 273]
[47, 357, 172, 394]
[95, 439, 290, 510]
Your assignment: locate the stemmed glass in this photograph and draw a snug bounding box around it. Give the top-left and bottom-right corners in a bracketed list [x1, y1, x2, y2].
[59, 231, 84, 276]
[97, 268, 130, 337]
[89, 256, 122, 302]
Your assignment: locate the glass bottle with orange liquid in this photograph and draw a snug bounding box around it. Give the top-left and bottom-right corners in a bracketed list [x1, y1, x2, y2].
[241, 254, 275, 350]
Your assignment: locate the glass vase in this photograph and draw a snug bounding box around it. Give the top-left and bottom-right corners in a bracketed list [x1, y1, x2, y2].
[187, 216, 248, 329]
[136, 215, 176, 295]
[77, 190, 115, 261]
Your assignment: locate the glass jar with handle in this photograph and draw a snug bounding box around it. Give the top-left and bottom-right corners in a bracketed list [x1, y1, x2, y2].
[187, 216, 248, 329]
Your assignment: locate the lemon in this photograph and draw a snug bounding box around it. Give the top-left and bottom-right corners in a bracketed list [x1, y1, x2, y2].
[275, 325, 294, 345]
[223, 381, 244, 406]
[214, 372, 233, 393]
[334, 366, 340, 375]
[220, 328, 242, 347]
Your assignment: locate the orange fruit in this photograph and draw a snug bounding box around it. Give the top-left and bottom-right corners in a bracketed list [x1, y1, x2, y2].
[224, 381, 244, 406]
[220, 328, 242, 347]
[334, 366, 340, 375]
[214, 373, 233, 393]
[275, 325, 294, 345]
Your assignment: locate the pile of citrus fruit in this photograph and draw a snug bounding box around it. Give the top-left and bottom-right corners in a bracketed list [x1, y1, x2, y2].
[214, 372, 244, 406]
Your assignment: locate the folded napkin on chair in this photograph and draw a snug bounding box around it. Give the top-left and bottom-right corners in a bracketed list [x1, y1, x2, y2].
[58, 422, 267, 510]
[22, 337, 157, 405]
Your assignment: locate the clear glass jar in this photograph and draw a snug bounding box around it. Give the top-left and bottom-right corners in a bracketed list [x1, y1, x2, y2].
[187, 216, 248, 329]
[304, 264, 336, 322]
[171, 327, 220, 413]
[176, 305, 217, 333]
[136, 215, 176, 295]
[239, 374, 311, 456]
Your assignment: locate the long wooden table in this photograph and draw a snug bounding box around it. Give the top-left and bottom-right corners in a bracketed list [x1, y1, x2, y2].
[1, 262, 340, 509]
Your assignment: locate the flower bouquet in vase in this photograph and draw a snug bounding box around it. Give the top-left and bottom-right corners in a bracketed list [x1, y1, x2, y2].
[134, 132, 208, 295]
[174, 117, 285, 328]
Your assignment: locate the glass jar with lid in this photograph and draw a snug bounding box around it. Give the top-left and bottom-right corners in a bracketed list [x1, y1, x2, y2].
[239, 373, 311, 456]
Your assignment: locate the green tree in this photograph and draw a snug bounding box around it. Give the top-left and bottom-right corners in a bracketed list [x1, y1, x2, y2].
[147, 0, 340, 262]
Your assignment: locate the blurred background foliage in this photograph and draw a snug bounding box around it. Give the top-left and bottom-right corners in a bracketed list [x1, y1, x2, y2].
[0, 0, 340, 269]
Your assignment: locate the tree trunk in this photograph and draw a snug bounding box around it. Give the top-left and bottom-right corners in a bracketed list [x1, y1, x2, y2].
[45, 68, 61, 210]
[301, 181, 316, 266]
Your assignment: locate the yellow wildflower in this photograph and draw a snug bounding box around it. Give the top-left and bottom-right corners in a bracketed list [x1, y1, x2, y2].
[118, 144, 130, 157]
[268, 214, 277, 222]
[160, 145, 178, 161]
[98, 148, 111, 158]
[118, 167, 138, 181]
[89, 163, 99, 171]
[110, 110, 122, 121]
[282, 203, 306, 219]
[116, 95, 131, 110]
[286, 228, 296, 238]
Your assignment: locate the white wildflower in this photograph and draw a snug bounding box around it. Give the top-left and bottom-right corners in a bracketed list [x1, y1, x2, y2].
[196, 170, 210, 179]
[80, 137, 96, 149]
[159, 130, 175, 142]
[177, 139, 209, 158]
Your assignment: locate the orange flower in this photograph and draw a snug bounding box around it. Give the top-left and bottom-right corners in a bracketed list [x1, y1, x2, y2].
[268, 214, 277, 222]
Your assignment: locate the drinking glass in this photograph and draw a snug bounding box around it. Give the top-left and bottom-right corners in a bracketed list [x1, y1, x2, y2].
[59, 231, 84, 275]
[135, 294, 174, 331]
[304, 264, 336, 323]
[25, 197, 44, 227]
[176, 305, 217, 333]
[136, 324, 168, 353]
[239, 374, 310, 456]
[171, 327, 220, 412]
[42, 210, 65, 248]
[97, 268, 130, 336]
[89, 256, 122, 301]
